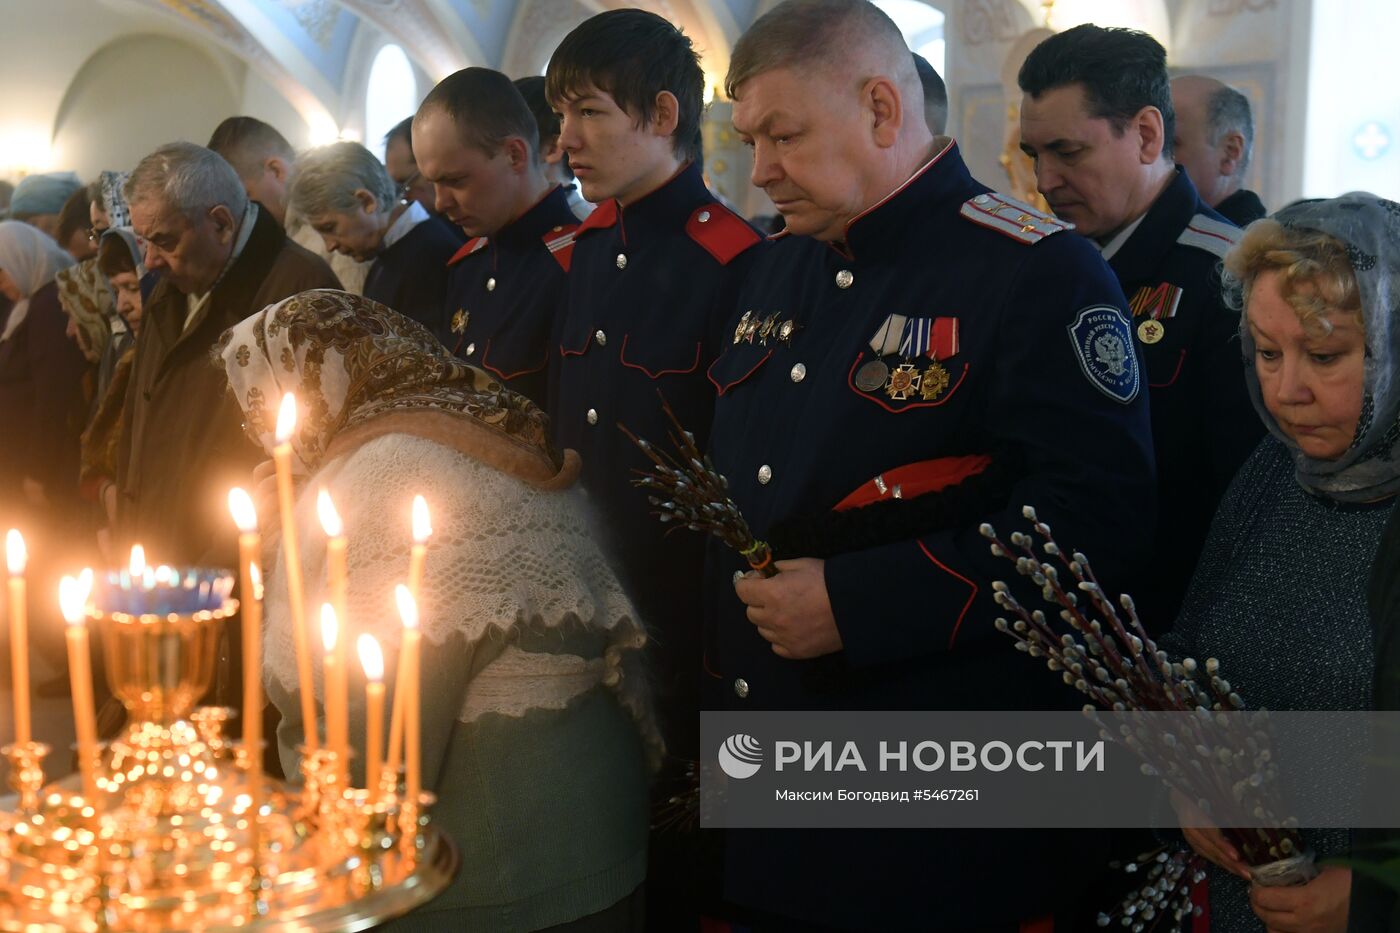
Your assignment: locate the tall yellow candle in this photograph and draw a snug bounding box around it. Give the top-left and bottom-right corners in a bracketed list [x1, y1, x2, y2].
[6, 530, 30, 747]
[228, 488, 263, 816]
[320, 604, 348, 778]
[316, 490, 349, 766]
[59, 573, 99, 805]
[272, 393, 318, 751]
[388, 496, 431, 774]
[357, 634, 384, 793]
[393, 586, 421, 808]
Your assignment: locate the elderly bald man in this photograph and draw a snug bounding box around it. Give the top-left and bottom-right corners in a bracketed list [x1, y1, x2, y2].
[1171, 75, 1267, 225]
[706, 1, 1155, 929]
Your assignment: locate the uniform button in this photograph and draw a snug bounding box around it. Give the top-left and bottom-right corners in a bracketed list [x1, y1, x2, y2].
[974, 194, 992, 205]
[757, 464, 772, 485]
[732, 570, 745, 584]
[586, 408, 598, 425]
[789, 362, 806, 383]
[615, 253, 628, 269]
[733, 677, 750, 699]
[698, 210, 711, 223]
[486, 277, 497, 291]
[552, 225, 563, 232]
[464, 342, 476, 357]
[594, 329, 607, 347]
[835, 269, 854, 289]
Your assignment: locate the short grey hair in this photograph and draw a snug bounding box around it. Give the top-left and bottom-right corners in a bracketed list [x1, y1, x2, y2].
[726, 0, 916, 101]
[1206, 85, 1254, 177]
[125, 141, 249, 219]
[288, 142, 397, 219]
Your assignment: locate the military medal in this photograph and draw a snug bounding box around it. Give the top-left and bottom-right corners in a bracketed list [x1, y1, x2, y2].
[920, 359, 950, 400]
[451, 309, 469, 335]
[885, 362, 922, 400]
[777, 319, 800, 345]
[733, 311, 753, 345]
[757, 313, 780, 344]
[1137, 319, 1164, 344]
[855, 359, 889, 391]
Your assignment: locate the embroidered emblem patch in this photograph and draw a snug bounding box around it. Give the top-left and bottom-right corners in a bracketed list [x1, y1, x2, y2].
[1067, 305, 1139, 404]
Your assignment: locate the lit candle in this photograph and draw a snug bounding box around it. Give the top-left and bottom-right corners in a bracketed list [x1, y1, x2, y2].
[393, 586, 420, 807]
[316, 490, 349, 767]
[357, 634, 384, 793]
[388, 496, 431, 774]
[228, 488, 262, 815]
[59, 572, 99, 804]
[320, 604, 348, 777]
[6, 530, 30, 747]
[273, 393, 318, 751]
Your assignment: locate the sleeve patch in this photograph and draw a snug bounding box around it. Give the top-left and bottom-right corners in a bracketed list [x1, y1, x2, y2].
[686, 203, 762, 265]
[1067, 305, 1140, 404]
[959, 192, 1072, 244]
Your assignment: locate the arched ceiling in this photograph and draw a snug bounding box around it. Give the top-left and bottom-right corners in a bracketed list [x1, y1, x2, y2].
[135, 0, 761, 135]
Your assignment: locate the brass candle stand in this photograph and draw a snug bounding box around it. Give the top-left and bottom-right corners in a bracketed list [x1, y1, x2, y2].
[0, 588, 457, 931]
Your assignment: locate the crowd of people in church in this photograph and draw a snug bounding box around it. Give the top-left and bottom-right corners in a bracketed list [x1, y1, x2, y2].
[1, 0, 1399, 930]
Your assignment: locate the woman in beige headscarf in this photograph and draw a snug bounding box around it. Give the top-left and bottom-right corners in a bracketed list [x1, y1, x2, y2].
[218, 290, 656, 932]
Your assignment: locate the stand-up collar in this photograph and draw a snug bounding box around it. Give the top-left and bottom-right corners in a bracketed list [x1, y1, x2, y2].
[494, 185, 576, 249]
[1104, 167, 1202, 283]
[575, 161, 710, 242]
[837, 140, 974, 260]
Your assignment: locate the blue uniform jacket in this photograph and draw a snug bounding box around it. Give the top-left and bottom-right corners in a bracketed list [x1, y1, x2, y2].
[362, 213, 460, 332]
[550, 161, 764, 761]
[441, 185, 577, 404]
[704, 143, 1158, 929]
[1107, 167, 1262, 629]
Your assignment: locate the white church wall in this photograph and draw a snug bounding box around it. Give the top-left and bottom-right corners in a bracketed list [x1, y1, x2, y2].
[52, 34, 242, 181]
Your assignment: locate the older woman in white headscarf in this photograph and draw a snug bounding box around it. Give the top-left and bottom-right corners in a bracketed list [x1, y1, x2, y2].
[218, 290, 657, 932]
[0, 220, 86, 513]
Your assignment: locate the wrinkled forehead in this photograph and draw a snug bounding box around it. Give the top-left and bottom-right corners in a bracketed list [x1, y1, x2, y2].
[128, 198, 191, 239]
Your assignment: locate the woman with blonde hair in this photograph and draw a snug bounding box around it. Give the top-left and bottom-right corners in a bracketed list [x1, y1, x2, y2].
[1164, 193, 1400, 932]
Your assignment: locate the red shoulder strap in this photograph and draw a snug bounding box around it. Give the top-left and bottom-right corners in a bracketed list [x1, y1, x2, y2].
[446, 236, 488, 267]
[685, 203, 761, 265]
[542, 223, 580, 272]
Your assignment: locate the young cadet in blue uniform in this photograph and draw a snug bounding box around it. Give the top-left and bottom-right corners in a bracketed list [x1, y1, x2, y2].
[413, 68, 578, 405]
[1019, 25, 1263, 631]
[711, 2, 1156, 930]
[545, 9, 764, 928]
[288, 141, 458, 330]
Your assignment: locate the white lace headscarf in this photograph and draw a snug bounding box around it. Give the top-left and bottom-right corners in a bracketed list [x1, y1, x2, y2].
[0, 220, 75, 342]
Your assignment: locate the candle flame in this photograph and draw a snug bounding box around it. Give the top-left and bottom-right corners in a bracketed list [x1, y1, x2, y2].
[129, 545, 145, 577]
[275, 393, 297, 444]
[412, 495, 431, 543]
[320, 603, 338, 652]
[316, 489, 343, 538]
[5, 529, 25, 576]
[249, 563, 263, 600]
[228, 488, 258, 533]
[59, 573, 91, 625]
[395, 584, 418, 631]
[357, 634, 384, 681]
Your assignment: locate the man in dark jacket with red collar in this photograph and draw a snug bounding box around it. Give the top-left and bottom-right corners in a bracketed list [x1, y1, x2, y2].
[118, 142, 339, 567]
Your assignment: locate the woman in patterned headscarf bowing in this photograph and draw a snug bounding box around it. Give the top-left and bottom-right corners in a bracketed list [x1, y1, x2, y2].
[218, 290, 656, 932]
[1158, 194, 1400, 932]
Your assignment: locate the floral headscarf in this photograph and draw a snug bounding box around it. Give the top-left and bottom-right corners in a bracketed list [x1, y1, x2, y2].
[55, 259, 114, 363]
[1237, 193, 1400, 502]
[217, 290, 573, 485]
